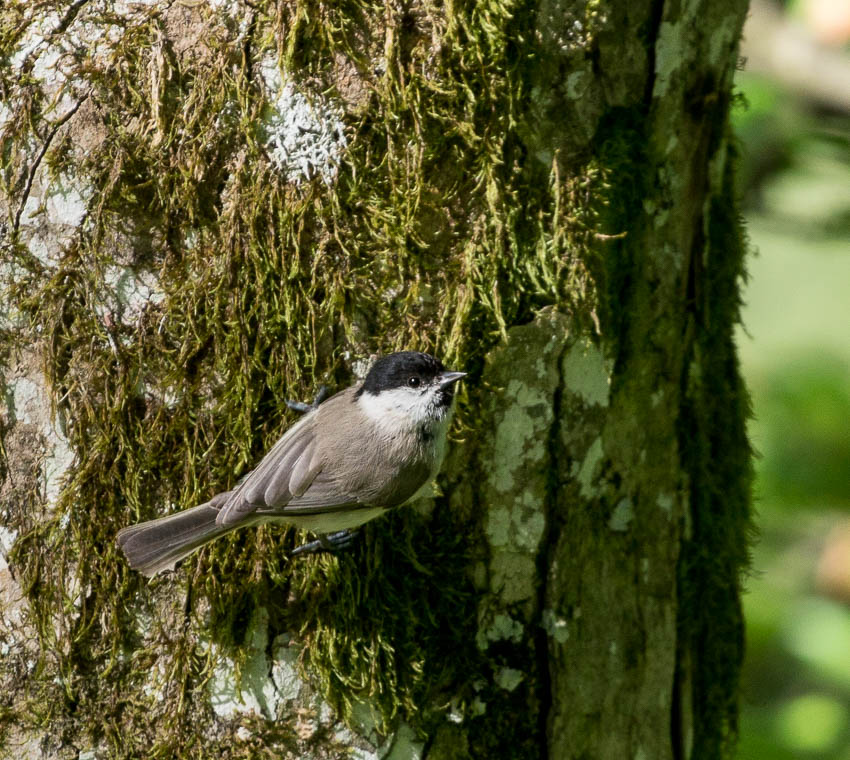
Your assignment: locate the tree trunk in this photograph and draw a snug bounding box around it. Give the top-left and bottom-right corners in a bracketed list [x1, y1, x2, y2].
[0, 2, 752, 759]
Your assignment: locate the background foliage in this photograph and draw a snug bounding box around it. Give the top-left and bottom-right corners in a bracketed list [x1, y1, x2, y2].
[734, 1, 850, 757]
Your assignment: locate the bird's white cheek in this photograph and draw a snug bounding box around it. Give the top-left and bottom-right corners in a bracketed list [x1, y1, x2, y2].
[357, 388, 435, 429]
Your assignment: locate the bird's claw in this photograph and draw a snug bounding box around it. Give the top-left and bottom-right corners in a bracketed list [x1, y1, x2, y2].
[286, 385, 329, 415]
[291, 529, 360, 557]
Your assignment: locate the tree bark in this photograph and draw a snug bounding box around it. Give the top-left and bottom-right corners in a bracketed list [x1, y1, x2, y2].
[0, 1, 752, 759]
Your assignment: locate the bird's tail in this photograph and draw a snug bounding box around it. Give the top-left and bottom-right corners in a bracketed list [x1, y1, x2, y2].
[116, 501, 232, 577]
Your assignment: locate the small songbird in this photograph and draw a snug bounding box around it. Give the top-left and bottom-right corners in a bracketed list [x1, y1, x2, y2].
[117, 351, 466, 576]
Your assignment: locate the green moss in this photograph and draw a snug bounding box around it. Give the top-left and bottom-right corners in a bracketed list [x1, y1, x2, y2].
[587, 106, 653, 343]
[676, 144, 754, 758]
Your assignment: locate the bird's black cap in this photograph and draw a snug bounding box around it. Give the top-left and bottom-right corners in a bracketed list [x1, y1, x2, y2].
[357, 351, 446, 396]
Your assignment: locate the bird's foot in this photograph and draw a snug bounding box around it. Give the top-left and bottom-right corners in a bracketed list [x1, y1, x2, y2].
[291, 529, 360, 557]
[286, 385, 329, 415]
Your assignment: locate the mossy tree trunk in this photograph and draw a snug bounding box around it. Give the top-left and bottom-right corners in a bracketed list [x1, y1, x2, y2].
[0, 2, 752, 759]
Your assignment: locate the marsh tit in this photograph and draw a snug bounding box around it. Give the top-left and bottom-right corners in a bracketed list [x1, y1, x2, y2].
[117, 351, 466, 576]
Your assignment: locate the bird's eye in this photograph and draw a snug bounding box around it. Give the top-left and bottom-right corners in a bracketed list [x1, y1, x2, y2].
[408, 376, 421, 388]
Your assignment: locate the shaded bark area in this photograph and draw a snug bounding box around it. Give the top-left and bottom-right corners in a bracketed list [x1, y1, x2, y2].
[0, 1, 752, 758]
[519, 0, 752, 757]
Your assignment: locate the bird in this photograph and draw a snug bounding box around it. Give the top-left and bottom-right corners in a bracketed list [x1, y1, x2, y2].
[116, 351, 466, 576]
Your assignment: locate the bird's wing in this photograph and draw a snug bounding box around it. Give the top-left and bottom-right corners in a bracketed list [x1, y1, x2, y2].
[215, 407, 371, 527]
[216, 414, 322, 526]
[260, 469, 364, 515]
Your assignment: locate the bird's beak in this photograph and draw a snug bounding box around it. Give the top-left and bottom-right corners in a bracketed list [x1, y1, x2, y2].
[438, 371, 467, 389]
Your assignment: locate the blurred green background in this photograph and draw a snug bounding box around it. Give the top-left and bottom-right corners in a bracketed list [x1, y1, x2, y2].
[734, 1, 850, 757]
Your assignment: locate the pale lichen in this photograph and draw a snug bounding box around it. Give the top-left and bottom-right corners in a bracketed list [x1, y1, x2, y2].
[575, 436, 604, 498]
[608, 497, 634, 532]
[259, 59, 348, 186]
[561, 337, 612, 407]
[476, 611, 525, 650]
[3, 364, 74, 509]
[653, 21, 684, 98]
[494, 667, 523, 693]
[541, 609, 569, 644]
[208, 606, 279, 719]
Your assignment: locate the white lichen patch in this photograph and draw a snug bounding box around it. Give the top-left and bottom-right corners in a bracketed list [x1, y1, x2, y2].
[348, 747, 380, 760]
[483, 447, 548, 603]
[17, 173, 93, 266]
[98, 266, 165, 327]
[708, 14, 738, 66]
[0, 271, 23, 332]
[665, 134, 679, 155]
[447, 697, 465, 724]
[0, 552, 27, 629]
[487, 551, 539, 606]
[379, 721, 424, 760]
[471, 696, 487, 717]
[490, 380, 550, 494]
[541, 609, 569, 644]
[44, 428, 75, 508]
[494, 667, 524, 692]
[476, 611, 525, 650]
[576, 436, 604, 498]
[0, 526, 19, 573]
[205, 614, 374, 753]
[485, 506, 511, 548]
[484, 493, 546, 554]
[536, 0, 608, 53]
[270, 633, 302, 703]
[478, 313, 569, 611]
[707, 138, 730, 194]
[566, 70, 589, 100]
[208, 606, 281, 719]
[653, 0, 702, 98]
[6, 7, 108, 125]
[333, 698, 420, 760]
[656, 492, 674, 515]
[259, 60, 348, 185]
[8, 378, 40, 426]
[4, 365, 75, 509]
[8, 10, 64, 82]
[8, 1, 172, 94]
[141, 657, 169, 703]
[348, 698, 387, 748]
[63, 4, 152, 76]
[0, 526, 17, 553]
[642, 198, 670, 229]
[608, 497, 634, 532]
[561, 338, 611, 407]
[0, 110, 13, 146]
[653, 22, 683, 98]
[44, 179, 89, 229]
